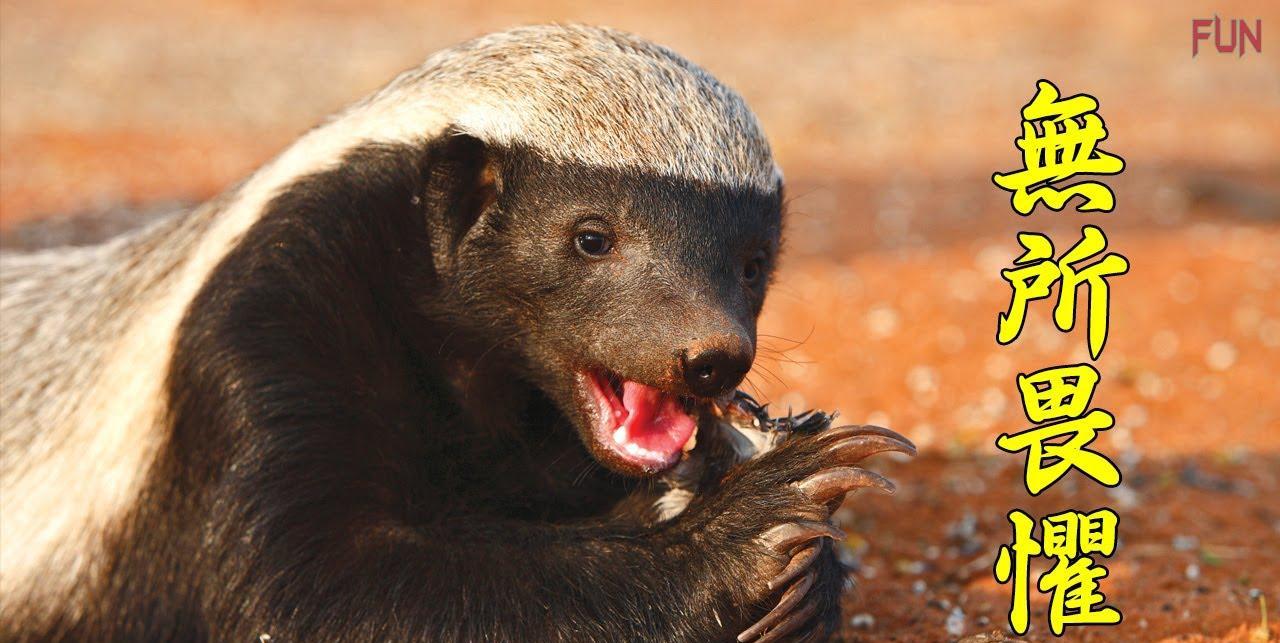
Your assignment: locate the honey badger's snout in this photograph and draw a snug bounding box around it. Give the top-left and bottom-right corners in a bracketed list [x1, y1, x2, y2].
[572, 298, 759, 475]
[680, 333, 754, 398]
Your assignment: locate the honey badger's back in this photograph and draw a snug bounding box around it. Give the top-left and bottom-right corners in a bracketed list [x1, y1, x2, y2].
[0, 210, 208, 628]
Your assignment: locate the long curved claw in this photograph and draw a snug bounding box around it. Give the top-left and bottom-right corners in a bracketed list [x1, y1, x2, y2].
[818, 424, 917, 451]
[730, 420, 911, 642]
[797, 466, 896, 505]
[767, 541, 822, 590]
[826, 433, 916, 465]
[738, 569, 816, 641]
[754, 600, 819, 642]
[759, 521, 844, 554]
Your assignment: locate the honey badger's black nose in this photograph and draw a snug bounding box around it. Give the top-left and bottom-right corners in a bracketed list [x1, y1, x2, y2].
[681, 336, 754, 398]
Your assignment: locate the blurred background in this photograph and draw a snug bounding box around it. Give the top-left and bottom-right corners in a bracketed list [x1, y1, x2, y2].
[2, 1, 1277, 640]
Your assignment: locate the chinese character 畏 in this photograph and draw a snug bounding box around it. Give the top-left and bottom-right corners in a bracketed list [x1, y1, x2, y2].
[997, 363, 1120, 494]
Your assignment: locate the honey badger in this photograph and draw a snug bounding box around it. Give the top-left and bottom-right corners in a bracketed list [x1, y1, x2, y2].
[0, 24, 913, 642]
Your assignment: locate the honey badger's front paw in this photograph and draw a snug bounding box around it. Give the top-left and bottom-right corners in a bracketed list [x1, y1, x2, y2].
[714, 425, 915, 642]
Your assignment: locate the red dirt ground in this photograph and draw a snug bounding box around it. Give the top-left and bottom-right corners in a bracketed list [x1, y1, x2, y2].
[2, 1, 1276, 640]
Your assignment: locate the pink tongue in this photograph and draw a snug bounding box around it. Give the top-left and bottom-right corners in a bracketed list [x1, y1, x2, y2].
[619, 381, 696, 454]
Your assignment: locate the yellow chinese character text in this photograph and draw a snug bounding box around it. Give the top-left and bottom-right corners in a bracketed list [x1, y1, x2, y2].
[996, 409, 1121, 495]
[1040, 555, 1122, 635]
[1042, 508, 1118, 559]
[1017, 363, 1101, 423]
[992, 79, 1126, 215]
[997, 226, 1129, 359]
[995, 509, 1122, 636]
[994, 510, 1041, 635]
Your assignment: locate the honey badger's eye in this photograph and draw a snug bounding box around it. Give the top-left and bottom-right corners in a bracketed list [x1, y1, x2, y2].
[574, 231, 613, 257]
[743, 255, 765, 285]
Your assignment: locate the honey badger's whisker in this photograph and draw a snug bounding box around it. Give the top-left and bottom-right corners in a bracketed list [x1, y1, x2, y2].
[757, 328, 815, 348]
[755, 348, 811, 369]
[469, 328, 531, 371]
[754, 328, 816, 368]
[748, 361, 788, 388]
[569, 458, 602, 488]
[739, 374, 764, 399]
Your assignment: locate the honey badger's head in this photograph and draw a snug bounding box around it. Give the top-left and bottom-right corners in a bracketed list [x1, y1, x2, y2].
[403, 25, 781, 476]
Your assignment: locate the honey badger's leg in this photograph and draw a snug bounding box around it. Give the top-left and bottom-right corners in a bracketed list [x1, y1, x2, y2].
[736, 426, 913, 642]
[631, 403, 915, 641]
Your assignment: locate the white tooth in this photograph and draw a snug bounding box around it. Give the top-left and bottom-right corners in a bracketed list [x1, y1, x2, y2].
[612, 427, 628, 445]
[681, 430, 698, 453]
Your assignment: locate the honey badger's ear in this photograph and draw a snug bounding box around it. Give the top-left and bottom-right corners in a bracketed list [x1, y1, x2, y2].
[420, 130, 499, 259]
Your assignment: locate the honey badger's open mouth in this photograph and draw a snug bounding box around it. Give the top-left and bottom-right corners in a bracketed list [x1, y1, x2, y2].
[581, 370, 698, 473]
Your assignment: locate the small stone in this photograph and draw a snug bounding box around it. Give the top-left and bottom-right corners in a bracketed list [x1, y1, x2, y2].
[1105, 484, 1140, 510]
[984, 354, 1012, 381]
[849, 613, 876, 629]
[1205, 341, 1237, 371]
[865, 305, 899, 338]
[1185, 563, 1201, 581]
[895, 559, 927, 575]
[957, 632, 1013, 643]
[945, 606, 966, 637]
[906, 365, 939, 395]
[1119, 404, 1149, 429]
